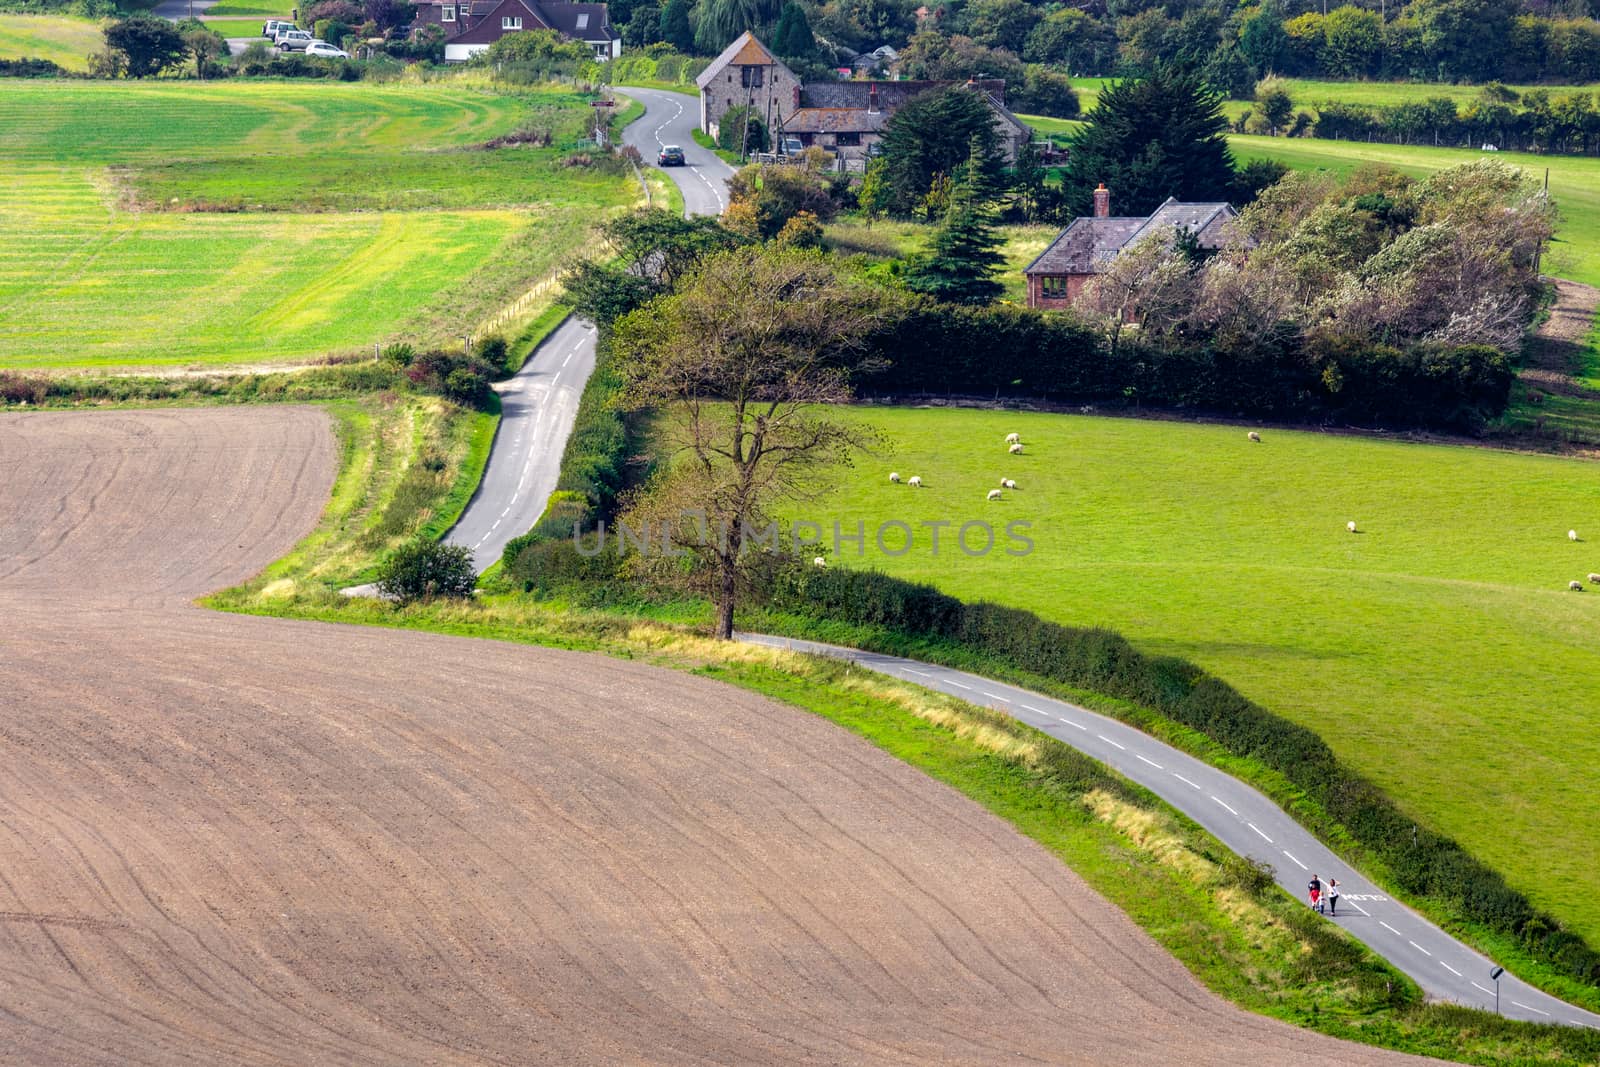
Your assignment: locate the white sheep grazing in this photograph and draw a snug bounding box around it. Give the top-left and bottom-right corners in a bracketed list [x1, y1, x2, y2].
[1247, 431, 1261, 442]
[907, 475, 922, 488]
[1347, 521, 1358, 534]
[1588, 573, 1600, 584]
[1571, 580, 1585, 591]
[987, 489, 1002, 501]
[1005, 432, 1021, 445]
[889, 472, 901, 483]
[813, 556, 827, 568]
[1571, 529, 1581, 542]
[1008, 442, 1023, 455]
[1002, 478, 1017, 490]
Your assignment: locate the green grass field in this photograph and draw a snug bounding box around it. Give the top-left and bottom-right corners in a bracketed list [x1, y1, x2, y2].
[0, 13, 102, 70]
[0, 81, 639, 369]
[796, 405, 1600, 946]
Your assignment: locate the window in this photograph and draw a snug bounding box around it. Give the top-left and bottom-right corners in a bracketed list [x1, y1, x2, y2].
[502, 15, 521, 28]
[441, 4, 455, 19]
[1040, 276, 1069, 299]
[575, 12, 588, 28]
[739, 65, 763, 88]
[836, 132, 860, 146]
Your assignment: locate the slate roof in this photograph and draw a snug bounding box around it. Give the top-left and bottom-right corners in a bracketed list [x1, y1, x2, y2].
[1024, 197, 1241, 276]
[783, 107, 894, 134]
[1023, 217, 1146, 275]
[443, 0, 615, 43]
[695, 31, 784, 88]
[539, 2, 616, 40]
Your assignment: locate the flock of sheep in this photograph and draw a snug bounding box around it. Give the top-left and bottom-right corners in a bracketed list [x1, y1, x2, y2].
[888, 432, 1027, 505]
[868, 426, 1593, 594]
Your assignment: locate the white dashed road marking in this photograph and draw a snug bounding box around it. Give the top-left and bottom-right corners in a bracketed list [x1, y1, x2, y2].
[1408, 941, 1431, 957]
[1210, 795, 1238, 816]
[1379, 921, 1402, 935]
[1513, 1001, 1551, 1017]
[1135, 754, 1162, 769]
[1172, 773, 1200, 789]
[1440, 962, 1462, 976]
[1096, 734, 1125, 751]
[1282, 850, 1308, 870]
[1248, 823, 1272, 843]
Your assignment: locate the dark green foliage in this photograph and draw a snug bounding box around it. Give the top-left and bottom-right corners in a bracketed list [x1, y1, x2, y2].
[104, 16, 186, 78]
[473, 333, 508, 367]
[0, 363, 402, 406]
[658, 0, 692, 53]
[1010, 64, 1080, 119]
[904, 153, 1006, 305]
[1229, 157, 1290, 204]
[405, 350, 498, 409]
[1061, 65, 1237, 219]
[771, 0, 814, 59]
[716, 104, 768, 155]
[859, 301, 1511, 430]
[769, 565, 1600, 992]
[0, 57, 68, 77]
[560, 210, 745, 330]
[879, 86, 1004, 217]
[562, 260, 656, 328]
[376, 538, 477, 602]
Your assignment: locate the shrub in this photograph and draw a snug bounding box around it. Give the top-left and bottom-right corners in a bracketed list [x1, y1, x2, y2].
[472, 333, 508, 367]
[0, 57, 67, 77]
[380, 342, 415, 367]
[376, 539, 477, 602]
[405, 349, 497, 409]
[768, 566, 1600, 989]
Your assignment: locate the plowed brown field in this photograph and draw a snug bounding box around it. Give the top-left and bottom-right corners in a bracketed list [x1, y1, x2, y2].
[0, 409, 1435, 1065]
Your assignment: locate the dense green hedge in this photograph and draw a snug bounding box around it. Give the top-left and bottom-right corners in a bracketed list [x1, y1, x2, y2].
[771, 565, 1600, 988]
[861, 302, 1513, 432]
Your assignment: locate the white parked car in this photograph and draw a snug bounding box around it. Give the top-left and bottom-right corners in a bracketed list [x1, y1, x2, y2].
[305, 41, 350, 58]
[274, 28, 313, 50]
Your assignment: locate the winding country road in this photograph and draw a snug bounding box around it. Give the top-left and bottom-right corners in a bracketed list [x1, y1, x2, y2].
[745, 636, 1600, 1030]
[445, 87, 733, 571]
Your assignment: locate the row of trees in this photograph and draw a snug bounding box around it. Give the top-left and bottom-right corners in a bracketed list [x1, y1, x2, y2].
[1312, 88, 1600, 154]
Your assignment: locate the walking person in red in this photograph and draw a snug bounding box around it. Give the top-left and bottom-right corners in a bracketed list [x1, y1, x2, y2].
[1308, 873, 1323, 914]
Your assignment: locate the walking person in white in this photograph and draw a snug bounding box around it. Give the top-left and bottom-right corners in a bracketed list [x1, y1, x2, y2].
[1326, 877, 1340, 916]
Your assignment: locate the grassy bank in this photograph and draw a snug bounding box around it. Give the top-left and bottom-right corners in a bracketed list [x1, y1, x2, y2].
[0, 81, 641, 370]
[0, 13, 101, 69]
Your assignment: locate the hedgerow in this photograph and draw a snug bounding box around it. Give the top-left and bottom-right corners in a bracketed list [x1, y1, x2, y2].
[770, 565, 1600, 989]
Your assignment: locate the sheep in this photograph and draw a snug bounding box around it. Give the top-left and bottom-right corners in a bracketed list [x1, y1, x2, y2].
[1347, 521, 1358, 534]
[1571, 529, 1581, 542]
[987, 489, 1002, 501]
[813, 556, 827, 568]
[907, 475, 922, 488]
[1247, 431, 1261, 443]
[1571, 580, 1585, 591]
[1005, 432, 1021, 445]
[889, 472, 901, 483]
[1588, 573, 1600, 585]
[1008, 442, 1023, 455]
[1002, 478, 1017, 490]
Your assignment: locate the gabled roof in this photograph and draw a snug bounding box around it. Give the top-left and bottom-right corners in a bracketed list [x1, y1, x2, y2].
[1024, 217, 1145, 275]
[1124, 197, 1236, 248]
[695, 31, 788, 88]
[446, 0, 548, 44]
[538, 1, 614, 40]
[798, 80, 938, 110]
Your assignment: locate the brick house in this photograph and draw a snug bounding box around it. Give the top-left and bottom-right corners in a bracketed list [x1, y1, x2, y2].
[1023, 185, 1241, 309]
[413, 0, 621, 62]
[695, 32, 802, 146]
[780, 78, 1031, 162]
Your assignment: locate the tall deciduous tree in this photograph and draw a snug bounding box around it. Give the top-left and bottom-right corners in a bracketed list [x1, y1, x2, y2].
[104, 16, 187, 78]
[879, 84, 1003, 216]
[611, 247, 889, 638]
[1060, 64, 1237, 218]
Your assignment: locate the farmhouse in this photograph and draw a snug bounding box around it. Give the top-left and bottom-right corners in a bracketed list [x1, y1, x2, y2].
[696, 32, 1030, 162]
[782, 79, 1030, 162]
[413, 0, 621, 62]
[1023, 186, 1241, 309]
[695, 32, 803, 146]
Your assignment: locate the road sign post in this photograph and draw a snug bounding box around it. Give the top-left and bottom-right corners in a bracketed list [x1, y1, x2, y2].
[1489, 965, 1504, 1014]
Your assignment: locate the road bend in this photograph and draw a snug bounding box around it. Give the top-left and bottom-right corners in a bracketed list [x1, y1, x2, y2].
[444, 87, 733, 572]
[742, 633, 1600, 1031]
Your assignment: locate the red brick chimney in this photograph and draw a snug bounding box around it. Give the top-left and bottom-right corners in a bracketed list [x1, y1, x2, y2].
[1093, 182, 1110, 218]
